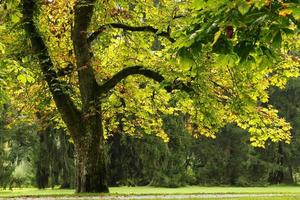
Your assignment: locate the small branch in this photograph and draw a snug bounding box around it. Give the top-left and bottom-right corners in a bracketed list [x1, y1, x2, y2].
[98, 65, 192, 96]
[88, 23, 175, 43]
[57, 63, 74, 77]
[210, 79, 233, 97]
[173, 14, 186, 19]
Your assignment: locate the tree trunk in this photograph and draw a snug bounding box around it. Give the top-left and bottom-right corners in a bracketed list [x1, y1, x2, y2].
[268, 142, 294, 184]
[36, 127, 50, 189]
[59, 130, 75, 189]
[71, 0, 108, 192]
[22, 0, 109, 193]
[74, 111, 109, 193]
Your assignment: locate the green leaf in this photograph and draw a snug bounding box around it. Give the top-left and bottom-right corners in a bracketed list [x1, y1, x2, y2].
[26, 76, 35, 83]
[193, 0, 205, 10]
[260, 45, 274, 58]
[212, 36, 232, 54]
[272, 31, 282, 49]
[11, 12, 22, 23]
[238, 2, 251, 15]
[292, 7, 300, 20]
[0, 43, 5, 54]
[254, 0, 265, 10]
[234, 41, 254, 61]
[281, 28, 294, 35]
[178, 48, 194, 71]
[17, 74, 27, 84]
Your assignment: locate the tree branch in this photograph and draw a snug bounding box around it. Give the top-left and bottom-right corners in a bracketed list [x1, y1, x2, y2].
[73, 0, 100, 110]
[88, 23, 175, 44]
[21, 0, 82, 136]
[57, 63, 74, 77]
[98, 65, 192, 95]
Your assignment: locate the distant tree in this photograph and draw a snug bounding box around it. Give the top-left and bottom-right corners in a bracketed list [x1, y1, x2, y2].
[107, 114, 194, 187]
[190, 124, 250, 185]
[0, 104, 38, 188]
[0, 105, 13, 188]
[268, 78, 300, 184]
[35, 112, 75, 189]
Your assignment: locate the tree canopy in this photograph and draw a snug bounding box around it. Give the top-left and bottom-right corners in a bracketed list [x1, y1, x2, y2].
[0, 0, 299, 192]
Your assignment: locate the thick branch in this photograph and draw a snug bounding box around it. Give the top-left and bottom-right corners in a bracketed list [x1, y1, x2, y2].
[98, 66, 192, 95]
[21, 0, 82, 136]
[88, 23, 175, 44]
[73, 0, 100, 110]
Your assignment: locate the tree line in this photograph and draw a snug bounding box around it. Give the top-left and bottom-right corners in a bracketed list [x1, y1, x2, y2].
[1, 78, 300, 188]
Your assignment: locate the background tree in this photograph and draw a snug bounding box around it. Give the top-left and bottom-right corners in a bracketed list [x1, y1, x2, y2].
[108, 114, 194, 187]
[268, 78, 300, 184]
[35, 119, 75, 189]
[0, 104, 38, 189]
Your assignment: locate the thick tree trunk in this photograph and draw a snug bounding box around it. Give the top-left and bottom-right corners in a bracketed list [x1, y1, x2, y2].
[71, 0, 109, 193]
[22, 0, 108, 193]
[74, 110, 109, 193]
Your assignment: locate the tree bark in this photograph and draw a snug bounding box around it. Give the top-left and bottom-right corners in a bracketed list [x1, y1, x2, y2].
[74, 109, 108, 193]
[36, 127, 50, 189]
[72, 0, 109, 192]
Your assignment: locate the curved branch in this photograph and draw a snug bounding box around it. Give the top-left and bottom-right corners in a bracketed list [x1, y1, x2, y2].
[98, 66, 192, 95]
[88, 23, 175, 44]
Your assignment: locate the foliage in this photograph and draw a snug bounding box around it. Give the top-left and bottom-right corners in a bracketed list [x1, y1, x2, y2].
[267, 77, 300, 183]
[0, 0, 299, 148]
[0, 104, 38, 188]
[108, 76, 300, 187]
[0, 106, 13, 188]
[35, 124, 75, 189]
[173, 0, 300, 146]
[0, 0, 300, 192]
[108, 115, 194, 187]
[97, 0, 300, 146]
[0, 103, 74, 189]
[2, 78, 300, 189]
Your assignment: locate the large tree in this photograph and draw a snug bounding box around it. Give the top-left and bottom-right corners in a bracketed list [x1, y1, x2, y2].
[0, 0, 299, 192]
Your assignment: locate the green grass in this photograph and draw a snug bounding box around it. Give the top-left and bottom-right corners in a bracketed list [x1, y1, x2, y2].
[0, 188, 73, 197]
[146, 198, 300, 200]
[109, 185, 300, 194]
[0, 186, 299, 198]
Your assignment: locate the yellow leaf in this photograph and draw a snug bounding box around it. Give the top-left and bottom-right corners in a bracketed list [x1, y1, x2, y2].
[279, 9, 293, 17]
[212, 30, 222, 46]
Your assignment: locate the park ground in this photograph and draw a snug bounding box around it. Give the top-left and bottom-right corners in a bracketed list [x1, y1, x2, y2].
[0, 186, 300, 199]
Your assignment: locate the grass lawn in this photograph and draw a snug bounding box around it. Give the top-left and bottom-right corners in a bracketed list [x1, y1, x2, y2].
[0, 186, 299, 198]
[153, 198, 300, 200]
[150, 198, 300, 200]
[109, 185, 300, 194]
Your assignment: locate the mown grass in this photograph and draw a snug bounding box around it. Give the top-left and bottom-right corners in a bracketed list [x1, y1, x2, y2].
[109, 185, 300, 195]
[0, 185, 299, 198]
[149, 198, 300, 200]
